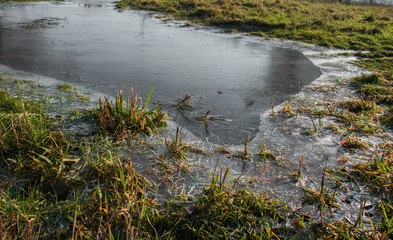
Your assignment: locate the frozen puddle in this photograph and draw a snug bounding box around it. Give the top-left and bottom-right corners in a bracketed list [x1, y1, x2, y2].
[1, 0, 381, 223]
[0, 0, 321, 144]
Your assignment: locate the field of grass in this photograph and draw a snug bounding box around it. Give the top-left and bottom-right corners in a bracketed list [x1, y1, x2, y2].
[1, 0, 393, 238]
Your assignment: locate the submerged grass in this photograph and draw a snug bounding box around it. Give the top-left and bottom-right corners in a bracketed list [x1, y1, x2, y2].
[0, 86, 159, 239]
[0, 90, 289, 238]
[57, 83, 74, 92]
[338, 149, 393, 239]
[350, 149, 393, 197]
[20, 17, 62, 29]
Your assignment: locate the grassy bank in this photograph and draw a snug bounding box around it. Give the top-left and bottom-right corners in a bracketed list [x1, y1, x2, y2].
[117, 0, 393, 59]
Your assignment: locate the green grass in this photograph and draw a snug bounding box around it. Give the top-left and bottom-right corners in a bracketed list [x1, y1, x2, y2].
[0, 87, 159, 238]
[2, 82, 393, 239]
[153, 168, 291, 239]
[0, 90, 72, 185]
[355, 58, 393, 73]
[350, 149, 393, 197]
[57, 83, 74, 92]
[20, 17, 63, 29]
[350, 73, 393, 131]
[382, 107, 393, 128]
[339, 148, 393, 239]
[117, 0, 393, 58]
[352, 73, 393, 105]
[2, 0, 393, 236]
[96, 87, 167, 139]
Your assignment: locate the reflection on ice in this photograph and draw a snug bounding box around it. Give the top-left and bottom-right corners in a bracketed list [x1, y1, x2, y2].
[0, 0, 321, 144]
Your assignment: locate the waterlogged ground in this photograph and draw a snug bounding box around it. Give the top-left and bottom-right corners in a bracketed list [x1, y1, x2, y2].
[1, 0, 390, 228]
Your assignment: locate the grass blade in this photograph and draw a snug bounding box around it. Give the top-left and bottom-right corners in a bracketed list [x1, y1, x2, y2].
[144, 88, 153, 109]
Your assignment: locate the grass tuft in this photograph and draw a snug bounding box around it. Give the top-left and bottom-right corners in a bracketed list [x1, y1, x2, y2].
[338, 99, 378, 114]
[381, 107, 393, 129]
[175, 93, 192, 111]
[341, 136, 366, 149]
[57, 83, 74, 92]
[165, 126, 187, 159]
[352, 73, 393, 104]
[0, 90, 72, 185]
[258, 143, 276, 160]
[97, 86, 166, 138]
[154, 168, 290, 239]
[351, 149, 393, 197]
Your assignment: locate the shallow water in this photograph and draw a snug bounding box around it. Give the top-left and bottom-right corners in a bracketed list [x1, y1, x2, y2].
[0, 0, 321, 144]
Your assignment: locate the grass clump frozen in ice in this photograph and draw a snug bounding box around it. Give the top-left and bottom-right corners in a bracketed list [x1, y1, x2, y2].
[20, 17, 63, 29]
[0, 84, 159, 239]
[153, 168, 291, 239]
[97, 86, 167, 139]
[350, 149, 393, 198]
